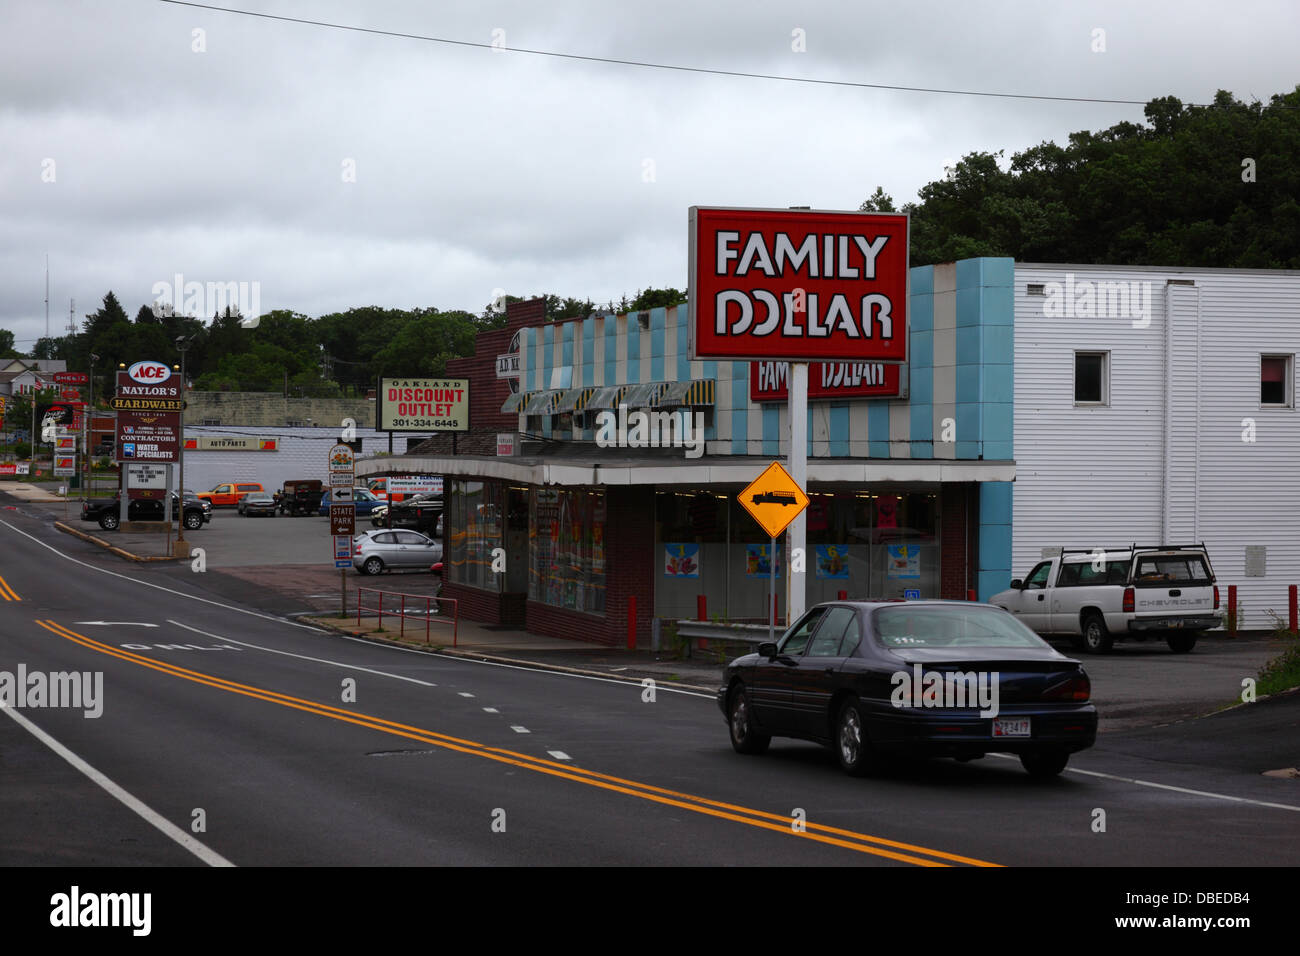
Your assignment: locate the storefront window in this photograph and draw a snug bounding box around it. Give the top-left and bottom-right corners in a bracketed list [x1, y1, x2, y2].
[448, 480, 504, 592]
[653, 488, 942, 622]
[529, 489, 605, 613]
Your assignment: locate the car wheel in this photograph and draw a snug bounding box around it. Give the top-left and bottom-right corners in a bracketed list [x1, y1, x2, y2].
[835, 698, 880, 776]
[183, 511, 202, 530]
[98, 512, 119, 531]
[1166, 632, 1198, 653]
[362, 556, 384, 576]
[1020, 749, 1069, 778]
[1081, 612, 1113, 654]
[727, 686, 770, 755]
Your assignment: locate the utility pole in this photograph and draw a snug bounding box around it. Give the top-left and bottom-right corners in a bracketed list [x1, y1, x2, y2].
[175, 336, 192, 548]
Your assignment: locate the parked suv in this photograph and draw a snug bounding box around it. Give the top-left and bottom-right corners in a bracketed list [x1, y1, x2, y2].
[991, 543, 1221, 653]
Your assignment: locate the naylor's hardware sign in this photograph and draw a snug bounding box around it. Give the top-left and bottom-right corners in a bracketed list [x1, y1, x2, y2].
[750, 360, 904, 402]
[115, 360, 181, 463]
[689, 207, 908, 363]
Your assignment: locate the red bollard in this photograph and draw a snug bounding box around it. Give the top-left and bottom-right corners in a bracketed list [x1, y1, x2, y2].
[1290, 585, 1297, 634]
[1227, 585, 1237, 636]
[837, 590, 847, 601]
[627, 595, 637, 650]
[697, 594, 707, 621]
[967, 589, 977, 602]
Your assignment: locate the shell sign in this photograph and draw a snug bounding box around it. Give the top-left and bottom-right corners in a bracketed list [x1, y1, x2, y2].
[689, 207, 908, 363]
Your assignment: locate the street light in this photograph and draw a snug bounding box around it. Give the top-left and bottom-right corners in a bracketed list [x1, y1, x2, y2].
[175, 336, 193, 546]
[86, 353, 98, 494]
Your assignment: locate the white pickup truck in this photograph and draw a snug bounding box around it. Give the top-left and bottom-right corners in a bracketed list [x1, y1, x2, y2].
[991, 544, 1222, 654]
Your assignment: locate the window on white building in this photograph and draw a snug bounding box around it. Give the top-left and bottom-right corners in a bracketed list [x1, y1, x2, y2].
[1073, 351, 1108, 406]
[1261, 355, 1292, 407]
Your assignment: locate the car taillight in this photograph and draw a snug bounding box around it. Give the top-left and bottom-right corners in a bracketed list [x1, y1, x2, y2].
[1044, 674, 1091, 702]
[1213, 586, 1220, 610]
[354, 543, 361, 555]
[1123, 587, 1135, 613]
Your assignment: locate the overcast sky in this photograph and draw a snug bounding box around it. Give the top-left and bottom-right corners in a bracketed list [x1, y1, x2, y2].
[2, 0, 1296, 349]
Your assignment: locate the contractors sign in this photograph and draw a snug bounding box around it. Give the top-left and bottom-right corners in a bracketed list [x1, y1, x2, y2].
[376, 378, 469, 432]
[115, 360, 181, 463]
[689, 207, 908, 363]
[750, 360, 905, 402]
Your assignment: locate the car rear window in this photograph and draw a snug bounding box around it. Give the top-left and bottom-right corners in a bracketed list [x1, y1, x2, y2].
[237, 484, 260, 491]
[873, 606, 1043, 648]
[1133, 555, 1212, 586]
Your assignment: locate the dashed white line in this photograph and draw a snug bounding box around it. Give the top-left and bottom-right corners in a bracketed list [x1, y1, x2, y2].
[510, 725, 530, 734]
[482, 707, 499, 713]
[459, 692, 475, 698]
[1, 703, 234, 867]
[547, 750, 571, 761]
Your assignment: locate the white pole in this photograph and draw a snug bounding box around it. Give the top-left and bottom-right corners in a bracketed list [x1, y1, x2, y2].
[787, 362, 807, 623]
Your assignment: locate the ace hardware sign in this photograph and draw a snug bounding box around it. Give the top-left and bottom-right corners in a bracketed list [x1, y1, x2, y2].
[689, 207, 908, 363]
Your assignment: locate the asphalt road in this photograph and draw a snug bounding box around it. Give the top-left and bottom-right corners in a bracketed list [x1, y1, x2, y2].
[2, 503, 1298, 868]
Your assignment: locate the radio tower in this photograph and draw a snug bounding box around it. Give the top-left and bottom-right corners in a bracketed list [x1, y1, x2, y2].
[44, 255, 49, 339]
[68, 298, 76, 335]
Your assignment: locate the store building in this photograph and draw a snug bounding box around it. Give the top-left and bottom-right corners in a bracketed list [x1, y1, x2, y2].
[360, 259, 1300, 641]
[359, 258, 1018, 645]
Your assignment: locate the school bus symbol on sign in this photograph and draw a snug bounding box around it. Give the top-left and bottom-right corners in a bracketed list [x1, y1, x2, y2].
[739, 461, 810, 539]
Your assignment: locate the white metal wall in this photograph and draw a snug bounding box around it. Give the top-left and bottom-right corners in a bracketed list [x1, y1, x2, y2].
[1012, 263, 1300, 629]
[178, 425, 390, 495]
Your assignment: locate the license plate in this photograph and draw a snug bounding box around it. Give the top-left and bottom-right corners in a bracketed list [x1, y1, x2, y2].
[993, 718, 1031, 737]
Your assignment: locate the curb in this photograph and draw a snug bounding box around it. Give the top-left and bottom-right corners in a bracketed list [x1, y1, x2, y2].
[302, 616, 719, 693]
[54, 521, 185, 563]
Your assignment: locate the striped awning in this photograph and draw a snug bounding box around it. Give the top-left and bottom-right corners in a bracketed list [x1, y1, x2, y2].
[587, 384, 629, 410]
[554, 386, 597, 413]
[523, 389, 565, 415]
[500, 390, 531, 414]
[621, 382, 668, 408]
[655, 379, 715, 407]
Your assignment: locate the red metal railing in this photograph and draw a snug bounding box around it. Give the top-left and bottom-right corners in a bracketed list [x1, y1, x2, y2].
[356, 587, 459, 646]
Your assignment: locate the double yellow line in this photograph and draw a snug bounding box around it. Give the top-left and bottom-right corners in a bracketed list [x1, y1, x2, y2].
[0, 573, 20, 601]
[36, 619, 1000, 867]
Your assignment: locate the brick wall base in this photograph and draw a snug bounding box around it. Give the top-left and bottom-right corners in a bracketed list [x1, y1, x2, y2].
[939, 484, 975, 600]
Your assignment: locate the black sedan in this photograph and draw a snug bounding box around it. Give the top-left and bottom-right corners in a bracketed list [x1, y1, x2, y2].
[718, 601, 1097, 778]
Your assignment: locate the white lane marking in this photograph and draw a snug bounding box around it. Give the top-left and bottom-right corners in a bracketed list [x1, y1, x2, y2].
[76, 621, 159, 627]
[548, 750, 571, 761]
[0, 519, 318, 631]
[511, 725, 530, 734]
[458, 692, 475, 698]
[0, 521, 718, 699]
[0, 703, 234, 867]
[482, 707, 499, 713]
[167, 620, 437, 687]
[987, 753, 1300, 812]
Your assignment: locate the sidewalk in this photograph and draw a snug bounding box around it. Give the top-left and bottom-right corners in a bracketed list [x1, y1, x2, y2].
[0, 479, 66, 502]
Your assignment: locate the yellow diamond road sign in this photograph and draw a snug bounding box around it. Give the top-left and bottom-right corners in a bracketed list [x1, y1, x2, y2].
[740, 461, 810, 539]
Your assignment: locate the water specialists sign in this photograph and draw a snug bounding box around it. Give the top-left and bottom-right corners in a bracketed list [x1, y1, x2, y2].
[376, 378, 469, 432]
[688, 207, 908, 363]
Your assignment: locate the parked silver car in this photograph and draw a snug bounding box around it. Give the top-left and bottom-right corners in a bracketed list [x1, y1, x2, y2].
[352, 529, 443, 575]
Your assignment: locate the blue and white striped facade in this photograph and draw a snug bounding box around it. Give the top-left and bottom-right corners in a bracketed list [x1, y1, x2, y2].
[515, 256, 1017, 599]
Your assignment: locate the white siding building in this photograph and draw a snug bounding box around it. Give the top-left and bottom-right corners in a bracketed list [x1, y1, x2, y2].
[1012, 263, 1300, 629]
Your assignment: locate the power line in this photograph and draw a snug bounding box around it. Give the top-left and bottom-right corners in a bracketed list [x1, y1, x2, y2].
[158, 0, 1213, 108]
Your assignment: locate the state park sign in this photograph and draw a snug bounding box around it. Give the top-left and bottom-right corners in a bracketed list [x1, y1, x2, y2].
[688, 207, 908, 363]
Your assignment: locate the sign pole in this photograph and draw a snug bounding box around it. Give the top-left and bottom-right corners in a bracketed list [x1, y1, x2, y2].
[769, 535, 776, 645]
[787, 362, 807, 626]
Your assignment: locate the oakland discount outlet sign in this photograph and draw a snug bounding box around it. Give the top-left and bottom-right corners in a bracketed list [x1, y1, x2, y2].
[689, 207, 908, 362]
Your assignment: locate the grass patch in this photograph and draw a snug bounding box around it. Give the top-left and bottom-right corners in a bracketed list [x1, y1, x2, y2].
[1257, 638, 1300, 697]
